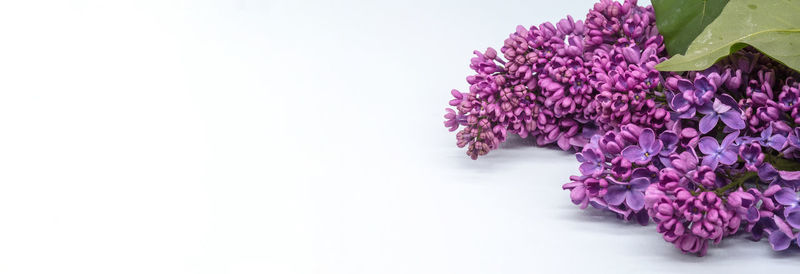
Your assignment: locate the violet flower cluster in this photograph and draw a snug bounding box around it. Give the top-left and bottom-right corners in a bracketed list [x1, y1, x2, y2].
[442, 0, 800, 256]
[564, 46, 800, 255]
[443, 0, 667, 159]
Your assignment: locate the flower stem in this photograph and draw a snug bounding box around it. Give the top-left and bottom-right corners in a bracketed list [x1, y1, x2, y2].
[715, 171, 758, 195]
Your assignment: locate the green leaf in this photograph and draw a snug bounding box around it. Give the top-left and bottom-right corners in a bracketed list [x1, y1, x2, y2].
[655, 0, 800, 72]
[653, 0, 728, 56]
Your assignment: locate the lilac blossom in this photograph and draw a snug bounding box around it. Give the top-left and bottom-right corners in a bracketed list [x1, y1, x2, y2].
[677, 75, 716, 106]
[576, 148, 605, 176]
[697, 131, 739, 170]
[443, 0, 800, 258]
[774, 188, 800, 228]
[658, 131, 679, 156]
[768, 216, 796, 251]
[739, 142, 764, 172]
[621, 128, 663, 164]
[758, 124, 787, 150]
[666, 91, 696, 119]
[606, 177, 649, 210]
[443, 108, 466, 132]
[789, 127, 800, 149]
[697, 94, 745, 133]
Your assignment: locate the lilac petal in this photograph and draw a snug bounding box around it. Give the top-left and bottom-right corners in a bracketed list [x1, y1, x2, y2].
[719, 111, 745, 130]
[769, 231, 793, 251]
[718, 94, 742, 112]
[718, 149, 738, 166]
[575, 153, 586, 162]
[630, 177, 651, 191]
[779, 170, 800, 181]
[649, 140, 663, 158]
[682, 106, 696, 119]
[626, 190, 645, 211]
[569, 185, 586, 205]
[712, 98, 733, 113]
[775, 215, 795, 236]
[604, 185, 627, 206]
[659, 156, 673, 168]
[450, 89, 463, 99]
[639, 129, 656, 150]
[789, 131, 800, 148]
[670, 94, 697, 119]
[786, 209, 800, 229]
[621, 146, 644, 162]
[696, 102, 714, 115]
[659, 131, 679, 147]
[699, 113, 719, 134]
[697, 137, 720, 155]
[579, 162, 602, 175]
[659, 133, 678, 157]
[631, 168, 651, 179]
[582, 149, 602, 163]
[557, 135, 571, 150]
[721, 130, 740, 148]
[769, 134, 787, 150]
[759, 164, 780, 183]
[774, 188, 799, 206]
[695, 77, 713, 92]
[763, 125, 774, 138]
[676, 79, 694, 93]
[746, 207, 760, 222]
[702, 156, 720, 170]
[622, 47, 640, 64]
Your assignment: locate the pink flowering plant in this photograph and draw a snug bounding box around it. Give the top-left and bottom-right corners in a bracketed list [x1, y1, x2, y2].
[442, 0, 800, 256]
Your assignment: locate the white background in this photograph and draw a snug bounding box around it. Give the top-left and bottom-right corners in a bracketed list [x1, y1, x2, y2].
[0, 0, 798, 273]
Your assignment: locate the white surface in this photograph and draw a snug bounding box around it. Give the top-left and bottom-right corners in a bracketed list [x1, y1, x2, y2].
[0, 0, 799, 273]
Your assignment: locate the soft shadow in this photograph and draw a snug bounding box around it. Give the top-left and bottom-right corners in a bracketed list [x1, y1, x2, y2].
[567, 204, 800, 261]
[453, 135, 575, 170]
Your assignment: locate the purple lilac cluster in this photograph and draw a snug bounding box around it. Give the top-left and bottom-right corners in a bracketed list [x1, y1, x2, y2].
[442, 0, 800, 256]
[443, 0, 667, 159]
[564, 48, 800, 256]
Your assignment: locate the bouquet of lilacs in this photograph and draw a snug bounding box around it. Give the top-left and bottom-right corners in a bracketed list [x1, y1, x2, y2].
[442, 0, 800, 256]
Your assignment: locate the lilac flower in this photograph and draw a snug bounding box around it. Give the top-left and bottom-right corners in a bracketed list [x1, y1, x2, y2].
[448, 0, 800, 256]
[621, 128, 663, 164]
[658, 131, 679, 156]
[739, 142, 764, 172]
[598, 131, 623, 155]
[691, 166, 718, 189]
[677, 75, 716, 106]
[632, 166, 659, 183]
[448, 89, 464, 107]
[768, 216, 796, 251]
[757, 163, 800, 187]
[666, 91, 696, 119]
[655, 168, 685, 192]
[778, 83, 799, 111]
[727, 189, 759, 223]
[679, 191, 727, 243]
[758, 124, 787, 150]
[679, 127, 700, 148]
[773, 188, 800, 228]
[697, 131, 739, 170]
[669, 150, 699, 175]
[789, 127, 800, 149]
[697, 94, 745, 133]
[610, 156, 632, 178]
[563, 175, 609, 209]
[605, 177, 649, 210]
[576, 148, 605, 176]
[443, 109, 466, 132]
